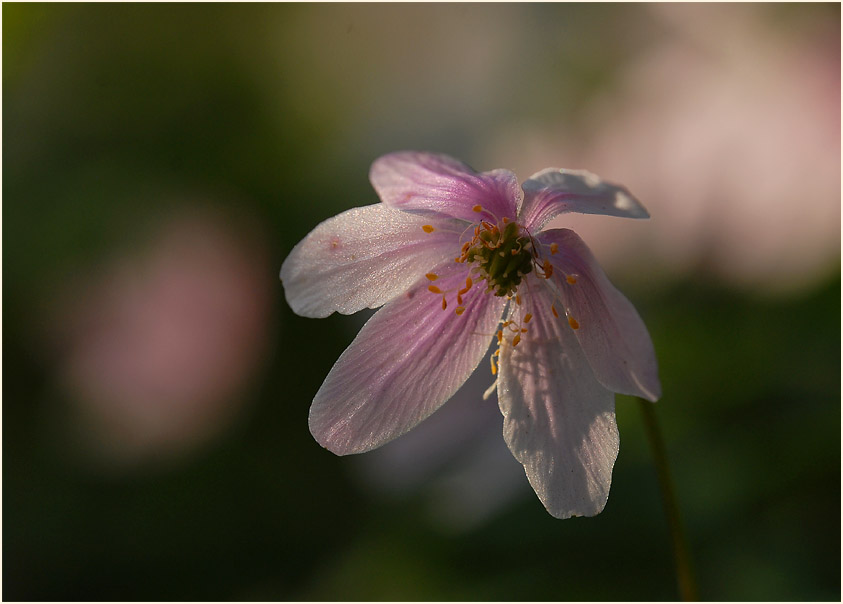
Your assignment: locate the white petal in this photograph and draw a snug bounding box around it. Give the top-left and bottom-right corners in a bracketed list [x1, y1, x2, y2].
[540, 228, 661, 402]
[520, 168, 649, 231]
[497, 279, 619, 518]
[280, 203, 463, 318]
[309, 265, 507, 455]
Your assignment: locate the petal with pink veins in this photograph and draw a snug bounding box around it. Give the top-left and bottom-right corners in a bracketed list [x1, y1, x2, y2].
[309, 264, 507, 455]
[520, 168, 649, 231]
[280, 203, 463, 318]
[497, 278, 619, 519]
[370, 151, 521, 223]
[540, 228, 661, 402]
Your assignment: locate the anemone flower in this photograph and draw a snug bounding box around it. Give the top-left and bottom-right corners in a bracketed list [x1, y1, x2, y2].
[281, 151, 660, 518]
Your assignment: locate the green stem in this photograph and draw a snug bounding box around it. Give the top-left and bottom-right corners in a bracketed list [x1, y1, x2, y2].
[637, 398, 698, 601]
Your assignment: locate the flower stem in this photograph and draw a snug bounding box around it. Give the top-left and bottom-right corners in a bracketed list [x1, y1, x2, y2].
[637, 398, 698, 601]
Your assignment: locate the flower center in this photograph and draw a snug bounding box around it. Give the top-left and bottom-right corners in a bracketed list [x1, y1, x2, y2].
[457, 219, 534, 297]
[421, 212, 579, 377]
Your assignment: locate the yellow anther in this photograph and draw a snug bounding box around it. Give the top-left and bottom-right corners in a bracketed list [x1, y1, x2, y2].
[490, 354, 498, 375]
[426, 273, 439, 281]
[566, 275, 577, 284]
[473, 204, 483, 213]
[512, 334, 521, 347]
[465, 277, 473, 289]
[441, 296, 448, 310]
[455, 306, 466, 315]
[428, 285, 442, 294]
[551, 305, 559, 318]
[496, 330, 503, 344]
[515, 294, 522, 305]
[524, 313, 533, 323]
[422, 225, 435, 233]
[568, 316, 580, 330]
[550, 242, 559, 254]
[457, 294, 463, 305]
[502, 216, 510, 224]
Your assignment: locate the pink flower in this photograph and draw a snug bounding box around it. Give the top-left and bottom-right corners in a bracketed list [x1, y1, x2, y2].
[281, 151, 661, 518]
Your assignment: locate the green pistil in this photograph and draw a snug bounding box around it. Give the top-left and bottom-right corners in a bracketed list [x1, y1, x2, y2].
[468, 222, 534, 297]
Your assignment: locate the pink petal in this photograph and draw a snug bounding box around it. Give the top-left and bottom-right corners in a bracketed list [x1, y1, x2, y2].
[370, 151, 521, 223]
[309, 264, 507, 455]
[497, 278, 619, 519]
[280, 203, 462, 318]
[540, 228, 661, 401]
[520, 168, 649, 231]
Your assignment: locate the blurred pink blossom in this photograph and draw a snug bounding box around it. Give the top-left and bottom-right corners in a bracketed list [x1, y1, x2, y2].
[484, 4, 840, 294]
[52, 206, 273, 467]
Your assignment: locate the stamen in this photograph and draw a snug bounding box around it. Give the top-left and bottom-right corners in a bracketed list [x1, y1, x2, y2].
[462, 218, 533, 298]
[473, 204, 483, 213]
[465, 277, 473, 289]
[524, 313, 533, 323]
[455, 306, 466, 315]
[428, 285, 442, 294]
[441, 296, 448, 310]
[512, 334, 521, 347]
[483, 380, 498, 400]
[496, 330, 503, 344]
[566, 275, 577, 284]
[422, 225, 435, 233]
[551, 305, 559, 318]
[425, 273, 439, 281]
[515, 294, 522, 305]
[457, 294, 463, 305]
[568, 316, 580, 330]
[490, 354, 498, 375]
[550, 242, 559, 255]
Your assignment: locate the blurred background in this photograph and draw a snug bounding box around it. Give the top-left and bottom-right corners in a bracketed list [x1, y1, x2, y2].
[3, 3, 840, 600]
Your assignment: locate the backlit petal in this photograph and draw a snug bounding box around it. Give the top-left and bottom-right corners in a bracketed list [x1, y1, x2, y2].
[370, 151, 521, 222]
[280, 203, 462, 318]
[540, 228, 661, 401]
[497, 279, 619, 519]
[309, 264, 507, 455]
[520, 168, 649, 231]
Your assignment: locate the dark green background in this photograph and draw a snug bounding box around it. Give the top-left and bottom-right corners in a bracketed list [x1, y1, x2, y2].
[4, 3, 840, 601]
